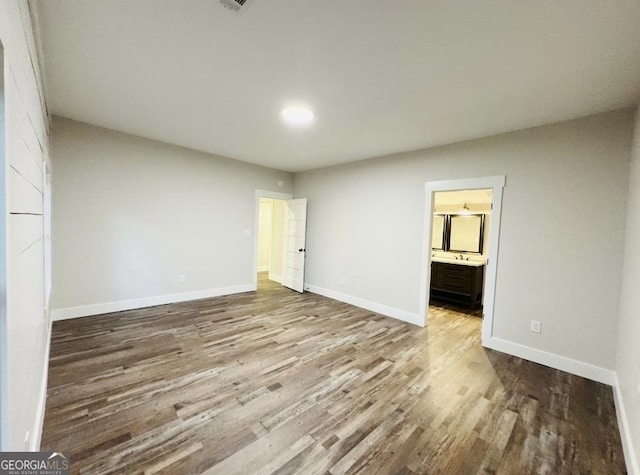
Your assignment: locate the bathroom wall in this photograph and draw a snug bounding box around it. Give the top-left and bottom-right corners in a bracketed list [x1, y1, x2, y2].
[432, 191, 492, 260]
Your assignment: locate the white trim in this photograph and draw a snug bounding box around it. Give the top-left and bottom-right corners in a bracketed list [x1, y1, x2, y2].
[613, 374, 640, 475]
[51, 284, 255, 321]
[257, 265, 269, 272]
[420, 175, 506, 341]
[268, 272, 282, 284]
[483, 336, 615, 385]
[305, 284, 422, 326]
[253, 189, 293, 291]
[33, 319, 51, 450]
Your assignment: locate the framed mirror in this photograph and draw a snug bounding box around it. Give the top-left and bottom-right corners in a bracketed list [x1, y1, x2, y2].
[449, 214, 484, 254]
[431, 214, 446, 250]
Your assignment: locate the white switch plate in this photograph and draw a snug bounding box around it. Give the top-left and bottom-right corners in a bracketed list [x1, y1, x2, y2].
[530, 320, 542, 333]
[178, 274, 186, 283]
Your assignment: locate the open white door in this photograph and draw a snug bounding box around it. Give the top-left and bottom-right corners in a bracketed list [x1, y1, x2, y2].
[281, 198, 307, 293]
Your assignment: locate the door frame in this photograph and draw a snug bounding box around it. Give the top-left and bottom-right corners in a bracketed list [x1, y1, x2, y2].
[419, 175, 506, 343]
[252, 189, 293, 291]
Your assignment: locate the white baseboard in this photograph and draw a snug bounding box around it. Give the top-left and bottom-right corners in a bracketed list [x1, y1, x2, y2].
[482, 338, 639, 471]
[34, 319, 52, 450]
[483, 336, 615, 385]
[304, 284, 422, 326]
[301, 287, 614, 385]
[613, 374, 639, 475]
[51, 284, 255, 321]
[268, 272, 282, 283]
[257, 266, 269, 272]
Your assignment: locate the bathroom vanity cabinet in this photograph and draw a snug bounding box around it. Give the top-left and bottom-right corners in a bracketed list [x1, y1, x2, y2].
[430, 260, 485, 310]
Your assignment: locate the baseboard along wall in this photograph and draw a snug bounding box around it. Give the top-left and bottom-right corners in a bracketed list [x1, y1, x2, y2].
[51, 284, 255, 321]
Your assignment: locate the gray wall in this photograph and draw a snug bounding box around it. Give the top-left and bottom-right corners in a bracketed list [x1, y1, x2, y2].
[616, 105, 640, 473]
[294, 109, 634, 371]
[51, 117, 292, 312]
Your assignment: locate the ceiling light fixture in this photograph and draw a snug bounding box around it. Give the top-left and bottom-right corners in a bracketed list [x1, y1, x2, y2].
[281, 105, 314, 127]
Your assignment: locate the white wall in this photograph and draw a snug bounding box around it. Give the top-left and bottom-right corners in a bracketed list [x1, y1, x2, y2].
[294, 110, 634, 372]
[257, 199, 273, 271]
[269, 199, 285, 282]
[616, 105, 640, 474]
[0, 0, 51, 451]
[51, 117, 292, 317]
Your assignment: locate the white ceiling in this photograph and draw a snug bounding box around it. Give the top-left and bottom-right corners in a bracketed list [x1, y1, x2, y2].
[34, 0, 640, 172]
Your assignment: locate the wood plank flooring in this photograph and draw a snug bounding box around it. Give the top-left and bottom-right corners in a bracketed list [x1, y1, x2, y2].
[42, 274, 626, 474]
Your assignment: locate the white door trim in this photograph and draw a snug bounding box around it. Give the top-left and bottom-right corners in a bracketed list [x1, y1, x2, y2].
[419, 175, 506, 344]
[253, 189, 293, 290]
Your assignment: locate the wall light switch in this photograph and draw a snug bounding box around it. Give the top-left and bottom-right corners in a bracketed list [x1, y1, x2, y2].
[178, 274, 186, 284]
[530, 320, 542, 333]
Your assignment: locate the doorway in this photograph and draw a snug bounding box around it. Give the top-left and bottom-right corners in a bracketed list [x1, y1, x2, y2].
[253, 190, 292, 291]
[420, 176, 505, 343]
[430, 189, 492, 314]
[257, 197, 287, 288]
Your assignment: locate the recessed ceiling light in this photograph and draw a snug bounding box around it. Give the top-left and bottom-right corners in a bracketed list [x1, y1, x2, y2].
[281, 105, 314, 127]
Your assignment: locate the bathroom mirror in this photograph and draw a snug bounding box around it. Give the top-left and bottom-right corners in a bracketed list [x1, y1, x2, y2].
[431, 214, 446, 250]
[449, 214, 484, 254]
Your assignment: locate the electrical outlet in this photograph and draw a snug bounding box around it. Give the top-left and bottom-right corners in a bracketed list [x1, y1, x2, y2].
[339, 276, 346, 284]
[530, 320, 542, 334]
[178, 274, 186, 284]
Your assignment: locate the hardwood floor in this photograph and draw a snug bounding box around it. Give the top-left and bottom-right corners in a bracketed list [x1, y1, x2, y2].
[42, 274, 626, 474]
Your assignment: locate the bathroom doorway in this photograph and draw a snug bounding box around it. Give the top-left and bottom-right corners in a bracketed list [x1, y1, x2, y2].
[420, 176, 505, 343]
[429, 189, 493, 315]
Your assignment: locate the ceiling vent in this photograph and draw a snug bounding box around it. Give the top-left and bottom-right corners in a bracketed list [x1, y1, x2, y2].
[220, 0, 247, 11]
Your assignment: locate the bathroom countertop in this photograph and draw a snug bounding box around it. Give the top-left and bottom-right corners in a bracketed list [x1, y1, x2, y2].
[431, 256, 485, 267]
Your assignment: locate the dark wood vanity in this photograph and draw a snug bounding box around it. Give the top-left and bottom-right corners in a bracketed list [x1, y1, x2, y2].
[430, 260, 485, 309]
